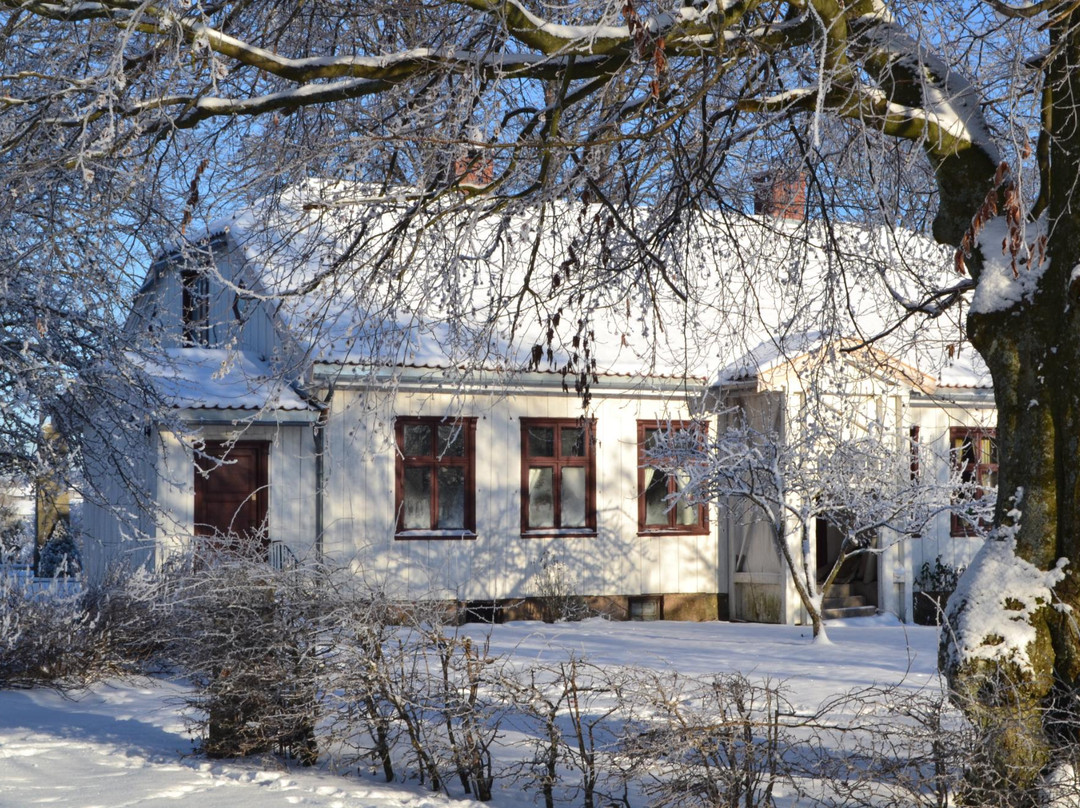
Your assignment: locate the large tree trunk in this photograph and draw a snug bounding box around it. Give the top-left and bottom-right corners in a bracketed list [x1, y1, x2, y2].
[940, 15, 1080, 804]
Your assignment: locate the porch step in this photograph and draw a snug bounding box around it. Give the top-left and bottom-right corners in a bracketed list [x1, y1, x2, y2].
[821, 604, 878, 620]
[821, 593, 868, 609]
[823, 583, 858, 598]
[820, 590, 878, 620]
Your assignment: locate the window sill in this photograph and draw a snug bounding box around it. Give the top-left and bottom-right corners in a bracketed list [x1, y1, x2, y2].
[395, 530, 477, 540]
[521, 529, 597, 539]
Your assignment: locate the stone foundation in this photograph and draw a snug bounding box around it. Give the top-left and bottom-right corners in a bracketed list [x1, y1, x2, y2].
[463, 593, 728, 624]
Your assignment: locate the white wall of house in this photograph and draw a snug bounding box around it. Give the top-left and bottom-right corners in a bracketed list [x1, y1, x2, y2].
[81, 427, 160, 582]
[908, 390, 997, 580]
[319, 370, 719, 605]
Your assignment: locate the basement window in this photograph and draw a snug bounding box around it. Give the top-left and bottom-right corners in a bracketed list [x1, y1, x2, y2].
[628, 595, 663, 622]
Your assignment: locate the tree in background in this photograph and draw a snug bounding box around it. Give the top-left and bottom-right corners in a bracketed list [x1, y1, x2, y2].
[1, 0, 1078, 799]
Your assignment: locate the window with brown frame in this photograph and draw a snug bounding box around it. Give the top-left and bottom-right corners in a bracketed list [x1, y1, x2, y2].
[950, 427, 998, 536]
[181, 267, 211, 346]
[909, 425, 921, 482]
[638, 421, 708, 535]
[395, 417, 477, 537]
[521, 419, 596, 535]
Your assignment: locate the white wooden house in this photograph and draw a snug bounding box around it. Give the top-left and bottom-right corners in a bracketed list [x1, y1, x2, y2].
[81, 182, 997, 624]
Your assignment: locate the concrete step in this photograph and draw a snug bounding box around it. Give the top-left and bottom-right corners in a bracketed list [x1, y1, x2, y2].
[821, 583, 858, 598]
[821, 594, 868, 609]
[822, 605, 878, 620]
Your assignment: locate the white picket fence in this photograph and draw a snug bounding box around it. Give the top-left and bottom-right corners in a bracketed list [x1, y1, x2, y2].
[0, 563, 83, 597]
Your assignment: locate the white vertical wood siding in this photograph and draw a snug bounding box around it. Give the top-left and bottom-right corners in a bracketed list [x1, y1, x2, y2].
[321, 380, 719, 601]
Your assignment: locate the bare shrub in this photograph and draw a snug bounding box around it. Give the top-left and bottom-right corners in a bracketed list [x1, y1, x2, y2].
[157, 543, 330, 764]
[504, 656, 631, 808]
[0, 503, 29, 564]
[796, 683, 971, 808]
[621, 671, 791, 808]
[0, 571, 93, 687]
[501, 665, 569, 808]
[326, 593, 510, 800]
[534, 550, 589, 624]
[429, 629, 503, 800]
[0, 562, 160, 688]
[324, 587, 403, 782]
[80, 563, 168, 673]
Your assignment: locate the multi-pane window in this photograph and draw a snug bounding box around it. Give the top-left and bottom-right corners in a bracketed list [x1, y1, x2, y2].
[950, 427, 998, 536]
[638, 421, 708, 534]
[395, 418, 476, 537]
[521, 419, 596, 534]
[181, 267, 211, 346]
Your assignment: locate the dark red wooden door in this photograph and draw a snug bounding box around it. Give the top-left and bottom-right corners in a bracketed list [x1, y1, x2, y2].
[194, 441, 269, 557]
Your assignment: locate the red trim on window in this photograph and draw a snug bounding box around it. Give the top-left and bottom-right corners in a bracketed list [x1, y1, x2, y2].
[637, 420, 709, 536]
[394, 417, 477, 538]
[950, 426, 997, 536]
[520, 418, 597, 535]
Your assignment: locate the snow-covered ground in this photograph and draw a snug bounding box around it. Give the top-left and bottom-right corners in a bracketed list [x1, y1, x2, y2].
[0, 616, 941, 808]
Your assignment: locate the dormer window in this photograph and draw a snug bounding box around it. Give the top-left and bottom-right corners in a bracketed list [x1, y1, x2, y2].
[181, 267, 210, 346]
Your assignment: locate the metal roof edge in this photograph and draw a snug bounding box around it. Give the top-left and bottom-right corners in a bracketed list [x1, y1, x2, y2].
[311, 363, 707, 396]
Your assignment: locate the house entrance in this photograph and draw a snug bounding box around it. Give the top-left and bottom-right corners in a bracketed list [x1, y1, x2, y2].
[815, 514, 878, 615]
[194, 441, 269, 558]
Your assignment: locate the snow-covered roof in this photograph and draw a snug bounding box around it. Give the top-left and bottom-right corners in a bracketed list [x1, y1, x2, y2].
[135, 348, 313, 412]
[179, 179, 978, 390]
[935, 351, 992, 389]
[719, 331, 830, 384]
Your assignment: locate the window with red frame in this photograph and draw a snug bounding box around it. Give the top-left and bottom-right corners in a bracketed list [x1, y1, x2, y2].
[638, 421, 708, 534]
[395, 418, 476, 537]
[521, 419, 596, 534]
[950, 427, 997, 536]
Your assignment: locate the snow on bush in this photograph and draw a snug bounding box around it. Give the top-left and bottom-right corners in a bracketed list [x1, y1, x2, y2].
[532, 549, 588, 623]
[0, 507, 30, 565]
[0, 561, 163, 688]
[0, 569, 93, 687]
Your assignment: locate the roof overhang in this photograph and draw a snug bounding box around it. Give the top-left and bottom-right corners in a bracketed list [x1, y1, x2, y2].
[312, 363, 707, 399]
[176, 407, 320, 425]
[909, 386, 995, 408]
[717, 336, 937, 395]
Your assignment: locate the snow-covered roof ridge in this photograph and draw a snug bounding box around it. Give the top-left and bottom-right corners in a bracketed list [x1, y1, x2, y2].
[158, 179, 977, 387]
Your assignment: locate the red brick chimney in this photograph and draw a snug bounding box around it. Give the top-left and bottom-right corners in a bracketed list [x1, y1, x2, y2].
[753, 171, 806, 221]
[453, 150, 494, 188]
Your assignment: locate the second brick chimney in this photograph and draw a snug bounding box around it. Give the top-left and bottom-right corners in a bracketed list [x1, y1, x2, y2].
[753, 171, 807, 221]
